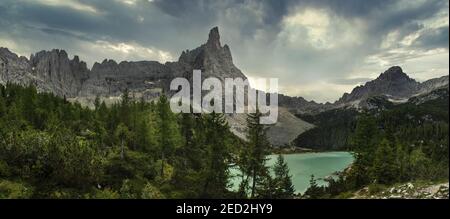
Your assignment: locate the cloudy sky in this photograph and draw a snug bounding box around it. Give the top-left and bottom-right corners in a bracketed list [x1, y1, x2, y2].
[0, 0, 448, 102]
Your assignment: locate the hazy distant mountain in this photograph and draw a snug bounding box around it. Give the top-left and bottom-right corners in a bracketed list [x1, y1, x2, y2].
[278, 66, 448, 114]
[294, 85, 449, 150]
[278, 94, 334, 114]
[334, 66, 448, 109]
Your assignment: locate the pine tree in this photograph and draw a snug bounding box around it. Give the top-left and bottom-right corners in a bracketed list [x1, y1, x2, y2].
[115, 123, 131, 159]
[348, 115, 379, 188]
[395, 142, 409, 181]
[371, 138, 398, 184]
[156, 94, 181, 177]
[272, 155, 295, 198]
[180, 112, 195, 167]
[304, 174, 322, 199]
[201, 112, 231, 198]
[408, 148, 432, 179]
[120, 88, 131, 126]
[243, 110, 271, 198]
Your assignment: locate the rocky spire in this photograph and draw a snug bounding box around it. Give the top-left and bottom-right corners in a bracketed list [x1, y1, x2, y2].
[206, 26, 221, 50]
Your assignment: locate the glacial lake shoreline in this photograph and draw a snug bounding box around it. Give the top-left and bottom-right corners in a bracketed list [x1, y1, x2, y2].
[230, 151, 355, 194]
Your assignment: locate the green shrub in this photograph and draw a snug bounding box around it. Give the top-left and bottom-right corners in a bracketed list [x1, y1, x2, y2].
[368, 184, 386, 195]
[141, 183, 165, 199]
[0, 180, 33, 199]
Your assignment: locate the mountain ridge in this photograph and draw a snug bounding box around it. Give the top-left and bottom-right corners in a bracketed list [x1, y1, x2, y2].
[1, 46, 447, 109]
[1, 27, 448, 146]
[0, 27, 314, 146]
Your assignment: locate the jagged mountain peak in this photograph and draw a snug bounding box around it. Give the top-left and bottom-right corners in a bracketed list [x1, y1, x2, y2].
[376, 66, 415, 83]
[177, 26, 244, 80]
[335, 66, 421, 105]
[335, 66, 449, 109]
[100, 59, 118, 65]
[31, 49, 69, 61]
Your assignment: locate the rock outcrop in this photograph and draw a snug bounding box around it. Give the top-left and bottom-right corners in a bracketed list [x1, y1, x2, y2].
[351, 182, 449, 199]
[30, 49, 90, 97]
[0, 47, 33, 87]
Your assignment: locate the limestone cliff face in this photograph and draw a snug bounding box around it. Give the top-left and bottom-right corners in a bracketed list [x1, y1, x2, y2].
[178, 27, 246, 81]
[30, 49, 90, 97]
[79, 59, 172, 100]
[0, 48, 89, 97]
[0, 47, 33, 86]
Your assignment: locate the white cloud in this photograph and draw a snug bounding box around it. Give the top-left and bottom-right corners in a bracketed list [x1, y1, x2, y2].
[279, 8, 364, 50]
[89, 40, 174, 64]
[29, 0, 99, 14]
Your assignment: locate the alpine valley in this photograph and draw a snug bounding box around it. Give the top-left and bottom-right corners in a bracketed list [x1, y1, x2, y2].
[0, 27, 448, 199]
[1, 27, 448, 147]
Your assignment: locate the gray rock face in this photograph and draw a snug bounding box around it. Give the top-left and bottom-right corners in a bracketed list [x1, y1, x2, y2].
[0, 47, 90, 97]
[178, 27, 246, 81]
[79, 59, 172, 99]
[0, 47, 33, 86]
[337, 66, 420, 105]
[30, 49, 90, 97]
[419, 75, 449, 94]
[409, 86, 449, 105]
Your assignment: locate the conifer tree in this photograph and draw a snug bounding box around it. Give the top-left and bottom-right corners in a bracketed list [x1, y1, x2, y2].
[371, 138, 398, 184]
[349, 115, 379, 187]
[273, 155, 295, 198]
[242, 109, 271, 198]
[115, 123, 130, 159]
[201, 112, 231, 198]
[304, 174, 322, 199]
[156, 94, 181, 177]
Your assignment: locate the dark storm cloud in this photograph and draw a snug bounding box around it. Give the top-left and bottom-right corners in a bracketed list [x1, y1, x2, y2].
[0, 0, 448, 102]
[414, 26, 449, 49]
[367, 0, 446, 35]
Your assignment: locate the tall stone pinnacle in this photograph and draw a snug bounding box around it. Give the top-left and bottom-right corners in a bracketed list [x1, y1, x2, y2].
[207, 26, 221, 49]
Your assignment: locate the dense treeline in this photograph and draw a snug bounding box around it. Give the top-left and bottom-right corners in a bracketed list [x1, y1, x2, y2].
[303, 89, 449, 198]
[0, 83, 295, 199]
[294, 109, 359, 150]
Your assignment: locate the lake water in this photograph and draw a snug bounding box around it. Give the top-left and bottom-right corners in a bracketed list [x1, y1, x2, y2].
[230, 151, 354, 193]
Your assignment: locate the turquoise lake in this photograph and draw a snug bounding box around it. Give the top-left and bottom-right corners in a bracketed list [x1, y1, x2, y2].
[230, 151, 354, 193]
